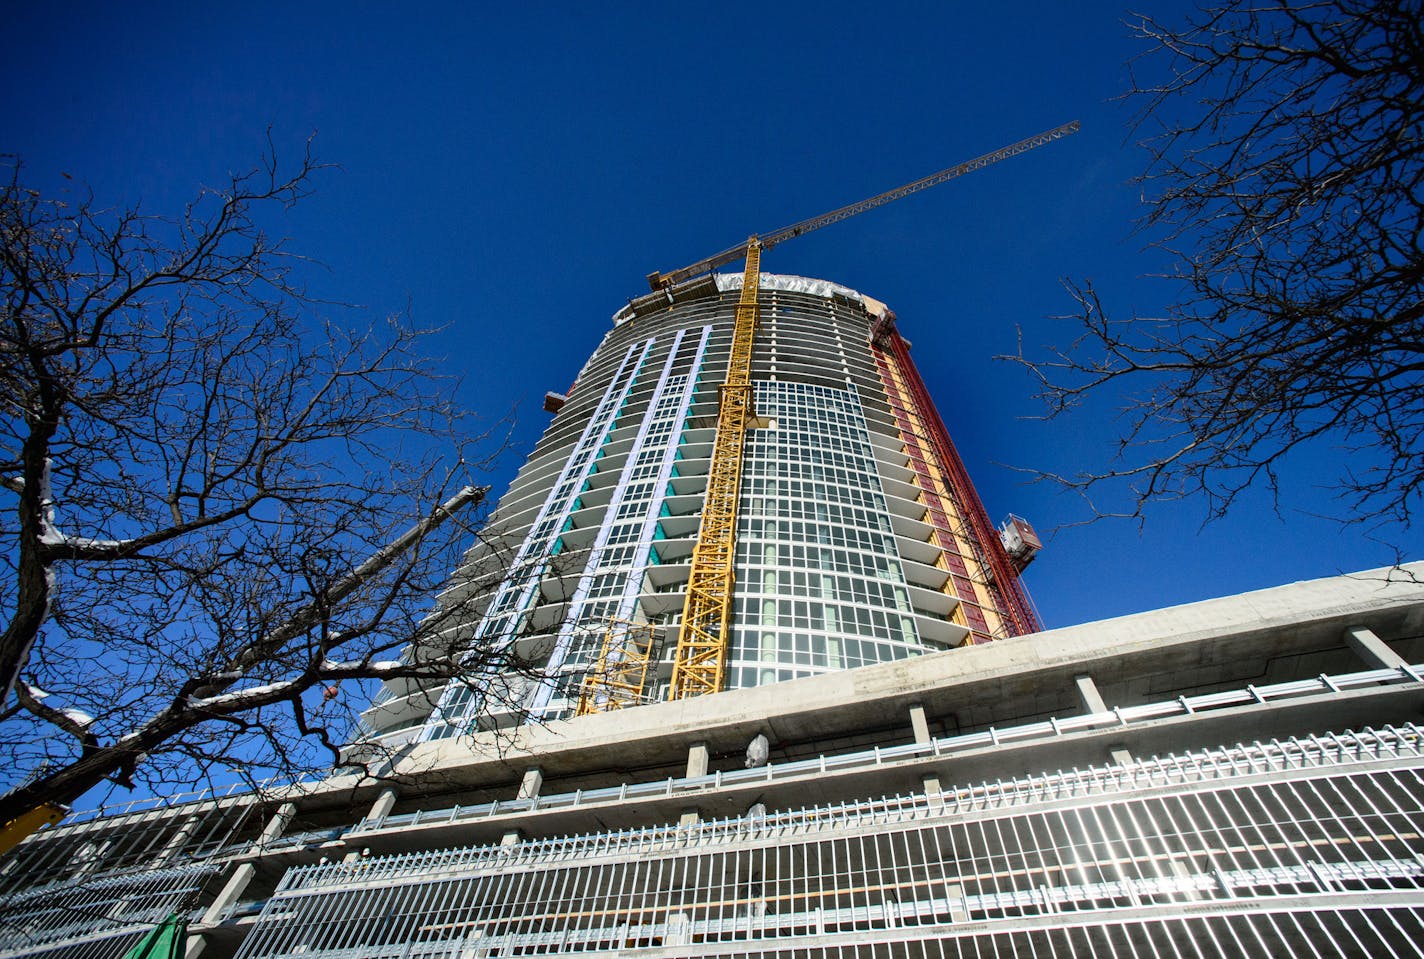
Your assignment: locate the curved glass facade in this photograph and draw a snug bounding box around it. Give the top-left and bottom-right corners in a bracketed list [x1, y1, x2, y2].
[730, 380, 921, 688]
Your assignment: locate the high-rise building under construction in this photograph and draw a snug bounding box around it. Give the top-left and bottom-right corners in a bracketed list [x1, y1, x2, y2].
[354, 272, 1039, 749]
[5, 122, 1424, 957]
[3, 271, 1424, 959]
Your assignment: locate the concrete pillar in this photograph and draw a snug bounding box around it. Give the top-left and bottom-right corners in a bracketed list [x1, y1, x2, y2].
[257, 803, 299, 846]
[666, 912, 692, 945]
[517, 767, 544, 800]
[365, 786, 399, 825]
[685, 742, 709, 779]
[921, 773, 942, 799]
[677, 744, 709, 826]
[158, 814, 201, 863]
[198, 803, 297, 925]
[197, 862, 255, 928]
[490, 770, 544, 847]
[943, 885, 969, 923]
[1345, 626, 1406, 670]
[1170, 859, 1203, 900]
[259, 803, 299, 844]
[1109, 747, 1134, 767]
[1074, 674, 1109, 715]
[909, 703, 931, 746]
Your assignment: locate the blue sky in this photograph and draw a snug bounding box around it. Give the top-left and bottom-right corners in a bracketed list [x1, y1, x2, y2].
[4, 0, 1412, 631]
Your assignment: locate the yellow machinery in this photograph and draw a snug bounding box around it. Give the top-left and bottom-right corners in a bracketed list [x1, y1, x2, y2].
[580, 122, 1079, 711]
[668, 242, 764, 700]
[0, 802, 66, 857]
[574, 618, 661, 715]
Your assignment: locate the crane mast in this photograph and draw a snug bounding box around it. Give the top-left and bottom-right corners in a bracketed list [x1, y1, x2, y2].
[577, 121, 1078, 715]
[665, 241, 763, 700]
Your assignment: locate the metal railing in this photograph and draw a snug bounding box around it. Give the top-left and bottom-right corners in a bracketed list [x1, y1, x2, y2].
[354, 663, 1424, 836]
[290, 720, 1423, 893]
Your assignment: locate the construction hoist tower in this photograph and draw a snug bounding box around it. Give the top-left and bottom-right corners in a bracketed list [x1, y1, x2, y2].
[575, 121, 1078, 715]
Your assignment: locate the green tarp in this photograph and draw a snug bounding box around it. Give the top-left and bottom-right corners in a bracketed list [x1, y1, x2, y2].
[120, 914, 187, 959]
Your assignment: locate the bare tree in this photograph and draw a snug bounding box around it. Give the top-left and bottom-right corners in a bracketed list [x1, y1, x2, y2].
[1010, 0, 1424, 533]
[0, 145, 519, 823]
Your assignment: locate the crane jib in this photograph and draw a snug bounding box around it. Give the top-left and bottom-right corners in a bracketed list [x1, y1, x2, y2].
[646, 119, 1079, 292]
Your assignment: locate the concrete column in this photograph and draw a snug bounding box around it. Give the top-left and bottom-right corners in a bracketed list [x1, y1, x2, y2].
[198, 803, 297, 925]
[921, 773, 942, 800]
[1074, 674, 1109, 715]
[257, 803, 299, 846]
[73, 837, 114, 878]
[158, 814, 201, 863]
[681, 743, 709, 826]
[909, 703, 931, 746]
[493, 771, 544, 848]
[943, 885, 968, 922]
[685, 742, 709, 778]
[259, 803, 299, 843]
[192, 864, 255, 952]
[1170, 859, 1203, 900]
[1345, 626, 1406, 670]
[666, 912, 692, 945]
[369, 786, 400, 821]
[1109, 747, 1134, 767]
[517, 767, 544, 800]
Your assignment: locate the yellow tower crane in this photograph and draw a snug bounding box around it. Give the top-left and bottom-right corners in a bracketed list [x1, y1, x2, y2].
[667, 242, 765, 700]
[574, 121, 1080, 713]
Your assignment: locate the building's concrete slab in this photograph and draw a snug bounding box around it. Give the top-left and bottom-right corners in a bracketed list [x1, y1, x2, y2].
[355, 563, 1424, 809]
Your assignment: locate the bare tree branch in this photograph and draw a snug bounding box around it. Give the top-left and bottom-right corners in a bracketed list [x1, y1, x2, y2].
[1008, 0, 1424, 536]
[0, 145, 521, 822]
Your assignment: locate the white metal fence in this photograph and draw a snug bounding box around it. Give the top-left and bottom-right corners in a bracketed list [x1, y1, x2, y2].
[235, 724, 1424, 958]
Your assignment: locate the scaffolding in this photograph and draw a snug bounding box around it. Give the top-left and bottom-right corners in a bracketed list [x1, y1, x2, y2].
[234, 724, 1424, 958]
[870, 315, 1040, 638]
[574, 618, 662, 715]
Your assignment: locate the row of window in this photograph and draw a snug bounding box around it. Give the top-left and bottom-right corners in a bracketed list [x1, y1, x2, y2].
[738, 517, 897, 556]
[733, 571, 911, 610]
[741, 496, 894, 534]
[725, 629, 917, 678]
[727, 381, 922, 684]
[523, 328, 712, 717]
[741, 476, 888, 513]
[739, 596, 919, 639]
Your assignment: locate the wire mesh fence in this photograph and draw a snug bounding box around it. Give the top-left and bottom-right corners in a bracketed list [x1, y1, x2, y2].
[234, 724, 1424, 958]
[0, 798, 256, 959]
